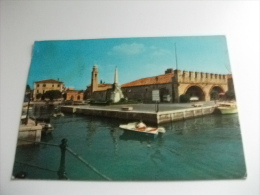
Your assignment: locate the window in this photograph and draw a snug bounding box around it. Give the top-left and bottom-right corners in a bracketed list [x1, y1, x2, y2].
[52, 84, 54, 87]
[37, 84, 39, 87]
[43, 84, 46, 87]
[57, 84, 60, 87]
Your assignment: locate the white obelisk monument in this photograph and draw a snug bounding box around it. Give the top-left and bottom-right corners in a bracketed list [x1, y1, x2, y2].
[110, 67, 124, 103]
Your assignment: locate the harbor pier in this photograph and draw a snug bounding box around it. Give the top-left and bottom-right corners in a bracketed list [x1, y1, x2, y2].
[18, 118, 42, 145]
[61, 102, 217, 125]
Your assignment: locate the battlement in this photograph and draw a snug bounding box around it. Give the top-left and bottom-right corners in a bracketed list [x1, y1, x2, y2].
[174, 70, 228, 84]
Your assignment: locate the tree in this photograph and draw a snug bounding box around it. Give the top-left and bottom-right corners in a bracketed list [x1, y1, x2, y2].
[43, 90, 62, 101]
[36, 93, 42, 100]
[225, 90, 236, 100]
[210, 90, 219, 101]
[26, 84, 31, 91]
[180, 94, 190, 103]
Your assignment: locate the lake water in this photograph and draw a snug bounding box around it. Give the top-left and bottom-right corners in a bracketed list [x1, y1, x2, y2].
[13, 112, 246, 181]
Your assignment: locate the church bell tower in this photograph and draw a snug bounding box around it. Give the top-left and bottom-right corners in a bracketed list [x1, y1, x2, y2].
[91, 65, 99, 93]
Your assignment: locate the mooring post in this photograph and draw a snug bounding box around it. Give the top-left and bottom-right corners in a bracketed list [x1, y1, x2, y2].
[57, 138, 68, 180]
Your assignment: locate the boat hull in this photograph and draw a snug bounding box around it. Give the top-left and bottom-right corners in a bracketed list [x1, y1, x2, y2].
[218, 107, 238, 114]
[119, 122, 165, 135]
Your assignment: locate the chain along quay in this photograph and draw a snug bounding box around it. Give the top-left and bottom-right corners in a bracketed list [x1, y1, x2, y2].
[60, 102, 218, 125]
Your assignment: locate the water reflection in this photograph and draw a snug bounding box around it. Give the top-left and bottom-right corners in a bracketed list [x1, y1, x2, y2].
[166, 114, 240, 136]
[41, 133, 53, 142]
[13, 111, 246, 180]
[119, 131, 157, 143]
[109, 128, 120, 154]
[85, 117, 99, 147]
[33, 104, 55, 120]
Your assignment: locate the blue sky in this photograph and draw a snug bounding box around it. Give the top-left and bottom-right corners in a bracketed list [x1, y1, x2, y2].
[27, 35, 231, 90]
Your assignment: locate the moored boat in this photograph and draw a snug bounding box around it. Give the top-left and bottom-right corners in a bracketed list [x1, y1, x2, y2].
[119, 121, 165, 135]
[41, 123, 54, 134]
[217, 102, 238, 114]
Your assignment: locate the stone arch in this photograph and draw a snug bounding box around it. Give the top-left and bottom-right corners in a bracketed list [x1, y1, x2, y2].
[184, 85, 205, 101]
[209, 86, 225, 100]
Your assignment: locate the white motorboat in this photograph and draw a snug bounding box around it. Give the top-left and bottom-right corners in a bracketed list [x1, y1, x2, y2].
[217, 102, 238, 114]
[119, 121, 165, 135]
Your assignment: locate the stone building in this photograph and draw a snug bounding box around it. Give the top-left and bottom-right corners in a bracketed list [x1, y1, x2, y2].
[85, 65, 113, 101]
[121, 69, 174, 103]
[227, 74, 234, 92]
[33, 79, 64, 100]
[85, 65, 232, 103]
[173, 70, 229, 102]
[65, 90, 84, 101]
[122, 68, 232, 103]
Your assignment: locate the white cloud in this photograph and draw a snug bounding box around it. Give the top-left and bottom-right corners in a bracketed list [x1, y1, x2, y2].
[152, 48, 172, 56]
[110, 43, 145, 55]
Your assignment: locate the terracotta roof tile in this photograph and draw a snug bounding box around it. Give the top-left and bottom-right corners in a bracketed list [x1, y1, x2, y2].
[122, 73, 174, 87]
[35, 79, 63, 83]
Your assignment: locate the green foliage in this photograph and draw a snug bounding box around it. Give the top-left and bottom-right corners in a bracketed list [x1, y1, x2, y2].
[120, 98, 127, 103]
[36, 93, 42, 100]
[137, 99, 143, 103]
[210, 90, 219, 100]
[43, 90, 62, 101]
[26, 84, 31, 91]
[180, 94, 190, 103]
[225, 90, 236, 100]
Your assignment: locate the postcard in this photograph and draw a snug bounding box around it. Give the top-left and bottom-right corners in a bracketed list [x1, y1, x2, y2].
[12, 36, 246, 181]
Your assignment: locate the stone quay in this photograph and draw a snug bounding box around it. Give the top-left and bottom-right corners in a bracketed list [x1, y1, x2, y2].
[61, 102, 217, 125]
[18, 118, 42, 145]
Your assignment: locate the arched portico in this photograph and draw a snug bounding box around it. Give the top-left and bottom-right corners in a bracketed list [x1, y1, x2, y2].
[209, 86, 225, 100]
[184, 85, 205, 101]
[173, 70, 229, 102]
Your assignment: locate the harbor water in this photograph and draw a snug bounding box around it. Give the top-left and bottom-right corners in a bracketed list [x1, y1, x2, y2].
[13, 111, 246, 181]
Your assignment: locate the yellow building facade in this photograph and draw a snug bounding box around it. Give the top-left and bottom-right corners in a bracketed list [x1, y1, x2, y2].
[33, 79, 64, 100]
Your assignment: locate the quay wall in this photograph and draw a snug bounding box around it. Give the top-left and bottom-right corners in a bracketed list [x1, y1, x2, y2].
[18, 123, 42, 145]
[61, 106, 216, 125]
[157, 106, 215, 124]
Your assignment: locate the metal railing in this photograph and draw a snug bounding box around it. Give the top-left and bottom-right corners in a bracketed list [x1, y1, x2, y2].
[15, 138, 111, 180]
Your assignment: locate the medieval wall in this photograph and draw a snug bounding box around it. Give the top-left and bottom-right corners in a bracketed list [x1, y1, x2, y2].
[173, 70, 229, 102]
[174, 70, 228, 84]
